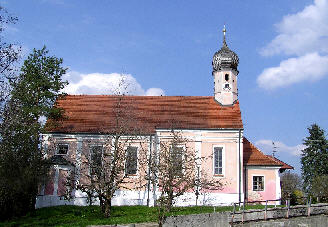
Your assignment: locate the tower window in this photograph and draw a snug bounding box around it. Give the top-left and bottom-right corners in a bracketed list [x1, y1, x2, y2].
[225, 84, 230, 89]
[225, 74, 229, 81]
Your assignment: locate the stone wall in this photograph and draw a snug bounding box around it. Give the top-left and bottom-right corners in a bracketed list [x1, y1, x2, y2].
[233, 215, 328, 227]
[163, 212, 230, 227]
[163, 203, 328, 227]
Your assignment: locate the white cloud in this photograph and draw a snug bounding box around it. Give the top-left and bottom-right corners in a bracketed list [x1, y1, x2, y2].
[62, 72, 165, 96]
[258, 0, 328, 90]
[257, 52, 328, 90]
[255, 140, 306, 156]
[145, 88, 165, 96]
[261, 0, 328, 56]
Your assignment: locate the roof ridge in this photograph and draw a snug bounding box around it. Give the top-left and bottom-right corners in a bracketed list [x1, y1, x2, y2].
[62, 94, 216, 98]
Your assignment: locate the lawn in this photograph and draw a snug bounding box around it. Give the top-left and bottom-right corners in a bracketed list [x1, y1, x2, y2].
[0, 204, 276, 227]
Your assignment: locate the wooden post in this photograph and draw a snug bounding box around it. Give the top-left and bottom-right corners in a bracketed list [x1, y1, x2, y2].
[231, 203, 236, 224]
[308, 197, 312, 217]
[264, 200, 268, 220]
[242, 202, 245, 223]
[286, 199, 290, 219]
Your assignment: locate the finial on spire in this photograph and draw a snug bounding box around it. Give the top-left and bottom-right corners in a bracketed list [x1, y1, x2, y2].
[222, 24, 227, 47]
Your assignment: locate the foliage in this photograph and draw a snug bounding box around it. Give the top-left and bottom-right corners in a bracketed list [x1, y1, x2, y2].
[301, 124, 328, 192]
[0, 47, 67, 219]
[311, 175, 328, 203]
[280, 171, 302, 205]
[0, 204, 277, 227]
[290, 190, 305, 205]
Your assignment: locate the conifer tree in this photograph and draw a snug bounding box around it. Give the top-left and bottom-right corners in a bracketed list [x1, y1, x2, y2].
[301, 124, 328, 192]
[0, 47, 67, 219]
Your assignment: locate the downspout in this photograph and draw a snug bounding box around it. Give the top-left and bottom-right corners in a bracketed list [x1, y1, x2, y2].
[244, 165, 247, 202]
[238, 129, 242, 204]
[147, 135, 152, 206]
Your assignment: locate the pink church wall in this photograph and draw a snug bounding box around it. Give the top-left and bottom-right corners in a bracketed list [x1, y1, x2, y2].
[57, 169, 68, 196]
[45, 130, 243, 197]
[44, 168, 55, 195]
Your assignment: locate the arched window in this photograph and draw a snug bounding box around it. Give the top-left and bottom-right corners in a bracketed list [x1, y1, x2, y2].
[225, 74, 229, 81]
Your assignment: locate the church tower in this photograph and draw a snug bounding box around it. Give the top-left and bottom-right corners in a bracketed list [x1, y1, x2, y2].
[212, 26, 239, 105]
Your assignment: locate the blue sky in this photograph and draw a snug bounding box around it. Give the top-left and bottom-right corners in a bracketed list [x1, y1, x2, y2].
[4, 0, 328, 174]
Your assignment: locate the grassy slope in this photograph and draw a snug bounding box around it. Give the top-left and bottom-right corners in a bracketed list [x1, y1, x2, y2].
[0, 204, 274, 227]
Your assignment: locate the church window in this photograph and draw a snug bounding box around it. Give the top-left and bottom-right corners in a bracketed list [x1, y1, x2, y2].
[56, 144, 68, 155]
[213, 147, 223, 175]
[170, 145, 184, 176]
[225, 74, 229, 81]
[126, 146, 138, 175]
[253, 176, 264, 191]
[90, 145, 103, 176]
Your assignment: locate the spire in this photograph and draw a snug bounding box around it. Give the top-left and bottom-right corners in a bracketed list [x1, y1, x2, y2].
[222, 24, 227, 47]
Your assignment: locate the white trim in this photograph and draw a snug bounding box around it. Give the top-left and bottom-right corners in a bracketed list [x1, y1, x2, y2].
[252, 175, 265, 192]
[246, 166, 281, 170]
[212, 145, 225, 177]
[53, 166, 59, 196]
[236, 138, 239, 197]
[155, 129, 243, 133]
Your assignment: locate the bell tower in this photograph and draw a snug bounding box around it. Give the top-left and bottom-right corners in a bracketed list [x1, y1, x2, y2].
[212, 25, 239, 105]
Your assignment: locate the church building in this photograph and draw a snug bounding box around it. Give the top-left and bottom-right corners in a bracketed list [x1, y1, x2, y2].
[36, 27, 292, 208]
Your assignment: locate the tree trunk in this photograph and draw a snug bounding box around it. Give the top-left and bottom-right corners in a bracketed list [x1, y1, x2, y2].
[104, 199, 112, 218]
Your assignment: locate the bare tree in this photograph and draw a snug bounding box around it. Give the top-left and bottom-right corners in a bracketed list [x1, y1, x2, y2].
[150, 129, 224, 226]
[66, 77, 148, 218]
[0, 6, 21, 117]
[280, 171, 302, 204]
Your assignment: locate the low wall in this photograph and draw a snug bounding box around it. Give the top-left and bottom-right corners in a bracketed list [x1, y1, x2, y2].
[233, 215, 328, 227]
[163, 204, 328, 227]
[163, 212, 230, 227]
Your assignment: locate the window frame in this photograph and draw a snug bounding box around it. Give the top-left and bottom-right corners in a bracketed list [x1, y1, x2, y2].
[213, 145, 225, 177]
[55, 143, 69, 156]
[252, 175, 265, 191]
[125, 145, 139, 176]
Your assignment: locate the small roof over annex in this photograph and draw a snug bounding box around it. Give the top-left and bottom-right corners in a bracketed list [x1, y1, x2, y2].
[46, 95, 243, 134]
[243, 137, 293, 171]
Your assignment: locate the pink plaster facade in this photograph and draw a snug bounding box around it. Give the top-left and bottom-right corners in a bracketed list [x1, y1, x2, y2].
[245, 167, 280, 205]
[37, 131, 284, 208]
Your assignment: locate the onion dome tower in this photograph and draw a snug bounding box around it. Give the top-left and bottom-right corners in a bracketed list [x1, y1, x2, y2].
[212, 25, 239, 105]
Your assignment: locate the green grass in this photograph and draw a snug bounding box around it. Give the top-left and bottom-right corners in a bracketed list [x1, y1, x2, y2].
[0, 204, 282, 227]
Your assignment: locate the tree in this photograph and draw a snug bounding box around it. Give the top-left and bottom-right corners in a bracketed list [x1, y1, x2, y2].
[0, 5, 21, 116]
[301, 124, 328, 193]
[149, 129, 223, 227]
[311, 175, 328, 203]
[66, 81, 147, 218]
[280, 171, 302, 205]
[0, 46, 67, 219]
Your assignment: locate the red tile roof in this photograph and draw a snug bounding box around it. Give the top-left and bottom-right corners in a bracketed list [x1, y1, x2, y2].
[243, 137, 289, 167]
[46, 95, 243, 134]
[266, 155, 294, 170]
